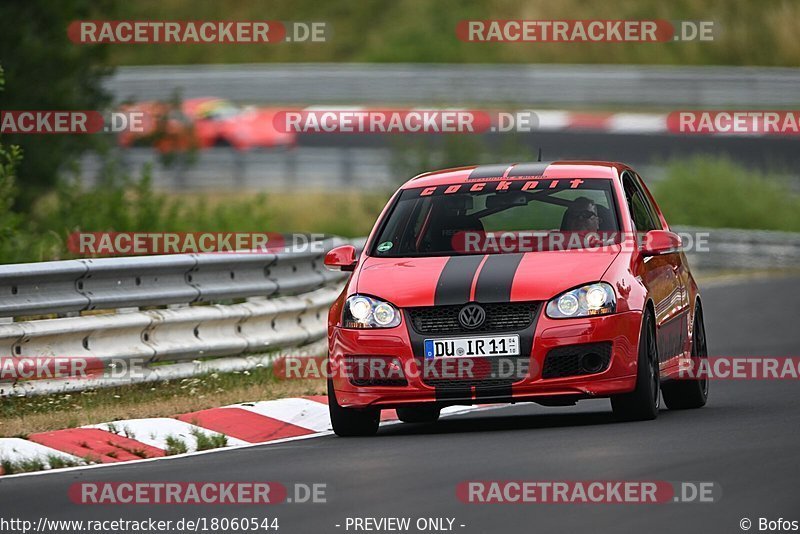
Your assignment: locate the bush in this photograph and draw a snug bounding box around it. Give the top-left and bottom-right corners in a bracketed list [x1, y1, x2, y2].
[654, 156, 800, 232]
[0, 161, 388, 264]
[2, 149, 798, 265]
[0, 66, 29, 262]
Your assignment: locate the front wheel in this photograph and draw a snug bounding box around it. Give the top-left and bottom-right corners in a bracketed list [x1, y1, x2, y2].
[662, 304, 709, 409]
[328, 379, 380, 437]
[611, 311, 660, 421]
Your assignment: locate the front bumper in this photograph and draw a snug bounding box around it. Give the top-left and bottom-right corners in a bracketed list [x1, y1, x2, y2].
[329, 309, 642, 408]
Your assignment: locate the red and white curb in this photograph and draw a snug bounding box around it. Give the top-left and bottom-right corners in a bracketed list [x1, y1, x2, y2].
[297, 107, 795, 137]
[532, 110, 668, 135]
[299, 106, 670, 135]
[0, 397, 496, 476]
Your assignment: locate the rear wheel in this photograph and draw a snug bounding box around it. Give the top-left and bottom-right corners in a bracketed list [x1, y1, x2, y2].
[396, 405, 441, 424]
[611, 311, 660, 421]
[662, 304, 709, 409]
[328, 379, 380, 437]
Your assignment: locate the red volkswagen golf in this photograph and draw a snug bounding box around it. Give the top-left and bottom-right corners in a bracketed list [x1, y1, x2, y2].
[324, 161, 709, 436]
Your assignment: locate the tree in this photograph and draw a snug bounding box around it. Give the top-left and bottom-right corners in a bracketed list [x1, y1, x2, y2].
[0, 64, 24, 260]
[0, 0, 117, 208]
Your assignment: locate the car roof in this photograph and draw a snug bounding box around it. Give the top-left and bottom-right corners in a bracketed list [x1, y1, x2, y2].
[401, 161, 630, 189]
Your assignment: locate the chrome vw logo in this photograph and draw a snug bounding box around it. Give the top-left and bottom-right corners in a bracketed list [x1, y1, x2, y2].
[459, 303, 486, 329]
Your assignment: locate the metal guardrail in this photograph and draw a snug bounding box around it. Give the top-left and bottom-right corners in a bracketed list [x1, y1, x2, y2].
[0, 241, 347, 318]
[1, 229, 798, 397]
[79, 147, 399, 191]
[0, 238, 360, 397]
[0, 288, 337, 397]
[81, 139, 800, 193]
[106, 64, 800, 107]
[675, 226, 800, 271]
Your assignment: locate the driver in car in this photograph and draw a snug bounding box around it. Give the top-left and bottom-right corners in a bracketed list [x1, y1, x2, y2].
[562, 197, 601, 232]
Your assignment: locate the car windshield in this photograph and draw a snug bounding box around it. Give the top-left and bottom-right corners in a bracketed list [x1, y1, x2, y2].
[371, 178, 621, 257]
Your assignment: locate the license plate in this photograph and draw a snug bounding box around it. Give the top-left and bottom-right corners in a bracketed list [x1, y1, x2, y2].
[424, 335, 520, 359]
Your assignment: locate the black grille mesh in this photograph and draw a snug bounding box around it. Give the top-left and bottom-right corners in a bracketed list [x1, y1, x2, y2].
[407, 302, 538, 335]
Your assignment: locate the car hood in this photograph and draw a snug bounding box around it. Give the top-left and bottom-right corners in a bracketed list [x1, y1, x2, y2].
[355, 247, 621, 308]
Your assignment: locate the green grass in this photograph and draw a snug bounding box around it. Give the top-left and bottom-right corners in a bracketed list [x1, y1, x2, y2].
[653, 156, 800, 232]
[191, 429, 228, 451]
[46, 454, 84, 470]
[1, 457, 44, 474]
[164, 435, 189, 456]
[101, 0, 800, 67]
[0, 454, 83, 475]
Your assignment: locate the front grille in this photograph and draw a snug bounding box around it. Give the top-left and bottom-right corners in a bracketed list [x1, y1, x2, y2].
[407, 302, 539, 335]
[542, 342, 612, 379]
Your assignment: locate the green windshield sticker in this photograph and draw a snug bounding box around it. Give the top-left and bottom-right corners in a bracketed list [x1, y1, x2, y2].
[377, 241, 394, 252]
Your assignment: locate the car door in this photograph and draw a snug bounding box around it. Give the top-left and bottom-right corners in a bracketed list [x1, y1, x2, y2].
[634, 172, 691, 362]
[623, 172, 685, 367]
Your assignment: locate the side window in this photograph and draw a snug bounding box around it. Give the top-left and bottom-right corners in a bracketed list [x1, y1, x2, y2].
[375, 196, 430, 253]
[633, 173, 663, 230]
[406, 197, 433, 251]
[623, 174, 657, 232]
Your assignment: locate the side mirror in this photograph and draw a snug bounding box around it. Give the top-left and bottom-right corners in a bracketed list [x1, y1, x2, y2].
[324, 245, 358, 271]
[641, 230, 682, 256]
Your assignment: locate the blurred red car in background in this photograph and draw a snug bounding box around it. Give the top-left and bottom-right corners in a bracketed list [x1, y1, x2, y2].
[117, 97, 296, 152]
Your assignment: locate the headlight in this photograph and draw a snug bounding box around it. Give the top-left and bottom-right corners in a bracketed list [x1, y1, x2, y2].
[343, 295, 402, 328]
[546, 282, 616, 319]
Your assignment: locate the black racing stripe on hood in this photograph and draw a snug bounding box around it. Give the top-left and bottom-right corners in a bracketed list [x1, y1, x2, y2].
[473, 253, 524, 303]
[434, 255, 485, 306]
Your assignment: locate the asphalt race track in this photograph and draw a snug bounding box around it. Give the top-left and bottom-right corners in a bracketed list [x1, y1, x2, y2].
[1, 276, 798, 534]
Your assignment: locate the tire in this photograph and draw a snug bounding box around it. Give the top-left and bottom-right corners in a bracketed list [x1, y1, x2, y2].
[396, 405, 441, 424]
[611, 310, 660, 421]
[328, 379, 380, 437]
[662, 304, 709, 410]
